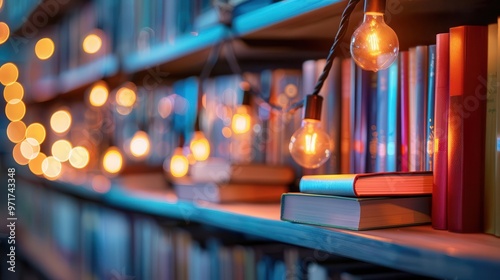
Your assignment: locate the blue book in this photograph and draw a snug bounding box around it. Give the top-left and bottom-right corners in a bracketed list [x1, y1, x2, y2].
[366, 71, 379, 173]
[375, 68, 388, 172]
[386, 57, 399, 172]
[425, 45, 436, 171]
[354, 67, 370, 173]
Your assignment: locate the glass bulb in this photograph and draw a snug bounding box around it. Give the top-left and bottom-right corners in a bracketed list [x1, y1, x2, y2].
[289, 119, 332, 169]
[350, 12, 399, 72]
[231, 105, 252, 134]
[167, 147, 189, 178]
[189, 131, 210, 161]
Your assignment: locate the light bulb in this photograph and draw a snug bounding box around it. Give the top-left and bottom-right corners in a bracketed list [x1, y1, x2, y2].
[102, 146, 123, 175]
[168, 147, 189, 178]
[289, 95, 332, 169]
[231, 105, 252, 134]
[189, 131, 210, 161]
[350, 0, 399, 72]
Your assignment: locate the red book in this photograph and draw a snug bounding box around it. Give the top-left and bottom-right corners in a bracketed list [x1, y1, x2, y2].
[432, 33, 450, 230]
[448, 26, 488, 233]
[399, 51, 410, 172]
[341, 59, 355, 174]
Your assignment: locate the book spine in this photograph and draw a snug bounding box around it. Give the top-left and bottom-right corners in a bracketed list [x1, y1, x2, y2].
[340, 59, 354, 174]
[354, 67, 370, 173]
[409, 46, 428, 171]
[426, 45, 436, 171]
[496, 17, 500, 237]
[386, 56, 399, 172]
[399, 51, 410, 172]
[367, 71, 379, 172]
[376, 68, 389, 172]
[448, 25, 488, 233]
[432, 33, 450, 230]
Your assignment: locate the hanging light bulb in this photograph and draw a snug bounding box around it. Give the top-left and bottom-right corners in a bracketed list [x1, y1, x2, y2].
[231, 85, 252, 134]
[189, 130, 210, 161]
[350, 0, 399, 72]
[289, 95, 332, 169]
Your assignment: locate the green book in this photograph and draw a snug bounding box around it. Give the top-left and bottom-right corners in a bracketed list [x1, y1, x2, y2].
[280, 193, 431, 231]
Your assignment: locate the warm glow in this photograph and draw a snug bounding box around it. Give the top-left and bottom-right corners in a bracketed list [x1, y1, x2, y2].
[51, 140, 72, 162]
[88, 81, 109, 107]
[7, 121, 26, 143]
[222, 127, 232, 138]
[0, 22, 9, 45]
[50, 109, 72, 134]
[367, 33, 381, 56]
[130, 131, 150, 158]
[29, 152, 47, 175]
[189, 131, 210, 161]
[0, 62, 19, 86]
[25, 122, 46, 144]
[289, 119, 333, 169]
[69, 146, 90, 169]
[20, 138, 40, 160]
[82, 33, 102, 54]
[42, 156, 62, 179]
[158, 96, 173, 118]
[5, 100, 25, 121]
[13, 143, 29, 165]
[231, 106, 251, 134]
[305, 133, 318, 155]
[102, 147, 123, 174]
[169, 148, 189, 178]
[115, 84, 137, 107]
[3, 82, 23, 102]
[35, 37, 55, 60]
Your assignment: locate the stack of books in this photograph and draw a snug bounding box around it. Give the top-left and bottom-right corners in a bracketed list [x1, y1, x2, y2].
[280, 172, 433, 230]
[173, 158, 295, 203]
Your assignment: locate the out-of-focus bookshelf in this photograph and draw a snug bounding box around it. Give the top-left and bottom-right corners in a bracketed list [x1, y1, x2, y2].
[2, 0, 500, 279]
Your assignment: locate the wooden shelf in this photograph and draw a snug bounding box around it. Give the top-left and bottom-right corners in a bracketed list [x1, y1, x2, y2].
[24, 172, 500, 280]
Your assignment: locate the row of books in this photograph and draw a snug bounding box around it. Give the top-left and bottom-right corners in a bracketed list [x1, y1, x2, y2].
[16, 179, 431, 279]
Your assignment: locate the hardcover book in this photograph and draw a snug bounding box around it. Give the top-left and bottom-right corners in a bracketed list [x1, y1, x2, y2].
[280, 193, 431, 231]
[299, 172, 432, 197]
[448, 25, 488, 233]
[174, 179, 287, 203]
[432, 33, 450, 230]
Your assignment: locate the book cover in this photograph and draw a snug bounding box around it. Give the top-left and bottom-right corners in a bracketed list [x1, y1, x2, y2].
[425, 45, 436, 171]
[485, 23, 497, 235]
[432, 33, 450, 230]
[174, 179, 287, 203]
[409, 46, 428, 171]
[399, 51, 410, 172]
[299, 172, 432, 197]
[448, 25, 488, 233]
[281, 193, 431, 231]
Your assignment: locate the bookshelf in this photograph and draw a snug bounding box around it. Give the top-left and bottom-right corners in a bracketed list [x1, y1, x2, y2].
[2, 0, 500, 279]
[16, 171, 500, 279]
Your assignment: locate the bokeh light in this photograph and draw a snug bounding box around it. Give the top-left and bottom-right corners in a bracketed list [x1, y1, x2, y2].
[5, 100, 26, 121]
[82, 32, 102, 54]
[35, 37, 55, 60]
[50, 109, 72, 134]
[13, 143, 29, 165]
[51, 139, 72, 162]
[42, 156, 62, 179]
[88, 81, 109, 107]
[130, 131, 150, 158]
[7, 121, 26, 143]
[0, 62, 19, 86]
[29, 152, 47, 175]
[69, 146, 90, 169]
[25, 123, 46, 144]
[20, 138, 40, 160]
[115, 83, 137, 107]
[3, 82, 24, 102]
[0, 22, 9, 45]
[102, 147, 123, 175]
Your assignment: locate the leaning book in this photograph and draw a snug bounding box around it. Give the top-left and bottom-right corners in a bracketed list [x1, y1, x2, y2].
[280, 193, 431, 231]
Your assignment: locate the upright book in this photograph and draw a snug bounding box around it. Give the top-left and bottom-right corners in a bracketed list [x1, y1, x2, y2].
[299, 172, 432, 197]
[432, 33, 450, 230]
[448, 25, 488, 233]
[280, 193, 431, 231]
